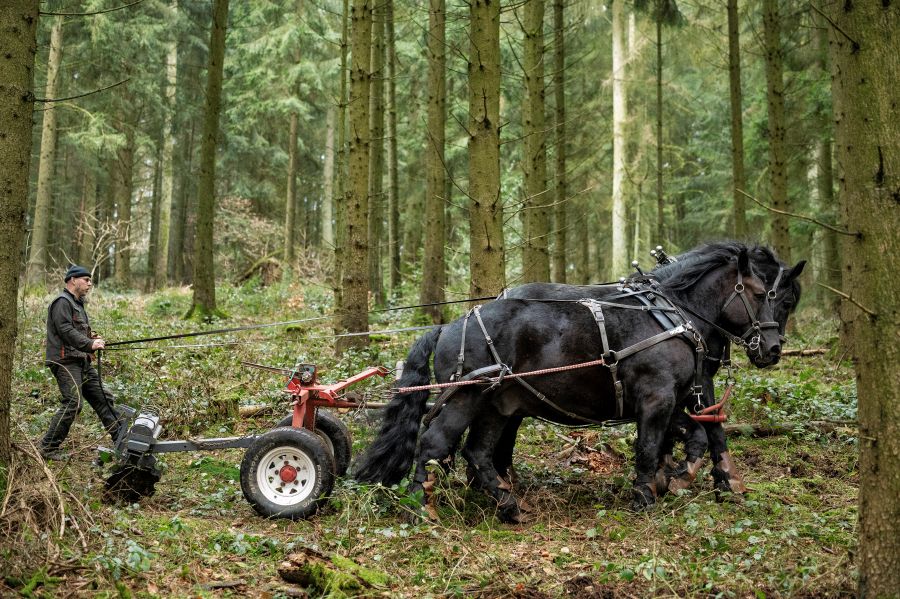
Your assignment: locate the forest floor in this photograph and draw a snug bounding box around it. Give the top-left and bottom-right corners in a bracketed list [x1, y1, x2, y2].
[1, 279, 858, 598]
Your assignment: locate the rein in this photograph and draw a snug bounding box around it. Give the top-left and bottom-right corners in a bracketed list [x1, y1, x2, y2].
[101, 295, 496, 349]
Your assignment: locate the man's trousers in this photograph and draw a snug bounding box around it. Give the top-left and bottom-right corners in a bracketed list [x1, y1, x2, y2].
[41, 360, 121, 452]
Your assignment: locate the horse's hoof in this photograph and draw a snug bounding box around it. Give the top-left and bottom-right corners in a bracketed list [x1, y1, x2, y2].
[498, 501, 522, 524]
[631, 485, 656, 511]
[712, 466, 748, 495]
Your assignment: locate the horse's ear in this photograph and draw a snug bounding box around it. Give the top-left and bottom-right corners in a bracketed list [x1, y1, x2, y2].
[787, 260, 807, 280]
[737, 248, 750, 274]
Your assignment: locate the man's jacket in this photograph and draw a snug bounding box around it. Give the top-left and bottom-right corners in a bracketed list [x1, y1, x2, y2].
[45, 290, 94, 364]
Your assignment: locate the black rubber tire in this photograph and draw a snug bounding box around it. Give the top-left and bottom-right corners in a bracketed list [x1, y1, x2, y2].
[240, 427, 335, 520]
[277, 411, 353, 476]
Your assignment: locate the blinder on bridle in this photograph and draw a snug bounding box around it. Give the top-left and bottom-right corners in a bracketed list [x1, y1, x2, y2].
[721, 265, 783, 354]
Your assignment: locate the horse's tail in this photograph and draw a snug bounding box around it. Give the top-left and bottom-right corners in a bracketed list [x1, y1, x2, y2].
[352, 326, 442, 485]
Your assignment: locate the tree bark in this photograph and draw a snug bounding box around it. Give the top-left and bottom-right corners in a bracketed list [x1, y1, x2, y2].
[828, 4, 900, 596]
[188, 0, 229, 320]
[610, 0, 627, 278]
[727, 0, 746, 239]
[421, 0, 446, 323]
[156, 18, 178, 288]
[762, 0, 790, 262]
[336, 0, 372, 349]
[0, 0, 39, 466]
[551, 0, 567, 284]
[284, 112, 299, 273]
[368, 4, 385, 306]
[26, 14, 63, 287]
[468, 0, 505, 297]
[522, 0, 550, 283]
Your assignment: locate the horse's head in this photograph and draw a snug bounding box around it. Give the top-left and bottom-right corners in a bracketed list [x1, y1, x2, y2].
[719, 249, 783, 367]
[748, 246, 805, 338]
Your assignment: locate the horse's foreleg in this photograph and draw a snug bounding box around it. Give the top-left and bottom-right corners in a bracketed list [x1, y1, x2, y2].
[462, 408, 523, 523]
[665, 411, 707, 494]
[699, 377, 748, 496]
[632, 390, 676, 511]
[705, 421, 748, 496]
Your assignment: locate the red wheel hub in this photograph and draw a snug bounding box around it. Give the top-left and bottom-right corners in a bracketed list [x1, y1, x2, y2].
[279, 464, 298, 483]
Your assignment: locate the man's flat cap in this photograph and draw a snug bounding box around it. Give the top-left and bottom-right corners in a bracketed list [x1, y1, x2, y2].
[64, 265, 92, 281]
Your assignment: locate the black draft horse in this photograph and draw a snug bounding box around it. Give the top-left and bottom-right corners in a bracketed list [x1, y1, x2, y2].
[354, 245, 783, 522]
[491, 242, 805, 498]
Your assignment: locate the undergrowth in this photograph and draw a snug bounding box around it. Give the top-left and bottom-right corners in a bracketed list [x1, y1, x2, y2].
[1, 280, 858, 598]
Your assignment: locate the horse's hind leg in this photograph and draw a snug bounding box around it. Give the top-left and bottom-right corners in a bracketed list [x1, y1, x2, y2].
[410, 393, 481, 517]
[460, 407, 523, 523]
[466, 414, 522, 487]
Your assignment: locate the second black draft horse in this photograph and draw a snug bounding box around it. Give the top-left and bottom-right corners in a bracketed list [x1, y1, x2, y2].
[354, 245, 783, 521]
[494, 242, 805, 497]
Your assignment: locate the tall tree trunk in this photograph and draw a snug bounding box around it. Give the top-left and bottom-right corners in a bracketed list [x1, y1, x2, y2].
[322, 106, 336, 249]
[146, 130, 163, 289]
[26, 14, 63, 286]
[0, 0, 39, 465]
[171, 119, 195, 283]
[115, 120, 135, 288]
[654, 15, 664, 244]
[285, 112, 299, 273]
[727, 0, 747, 239]
[401, 70, 424, 274]
[828, 3, 900, 597]
[522, 0, 550, 282]
[610, 0, 628, 278]
[337, 0, 372, 349]
[551, 0, 567, 283]
[189, 0, 229, 320]
[333, 0, 350, 315]
[813, 12, 839, 309]
[468, 0, 505, 297]
[762, 0, 789, 261]
[368, 4, 385, 306]
[100, 157, 118, 282]
[156, 21, 178, 288]
[77, 161, 97, 266]
[385, 0, 401, 294]
[421, 0, 446, 322]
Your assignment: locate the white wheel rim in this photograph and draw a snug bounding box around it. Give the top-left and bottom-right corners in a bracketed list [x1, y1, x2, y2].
[256, 445, 317, 506]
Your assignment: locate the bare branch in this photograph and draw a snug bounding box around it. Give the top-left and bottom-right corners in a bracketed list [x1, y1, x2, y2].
[736, 188, 858, 237]
[36, 78, 130, 103]
[817, 282, 877, 318]
[40, 0, 144, 17]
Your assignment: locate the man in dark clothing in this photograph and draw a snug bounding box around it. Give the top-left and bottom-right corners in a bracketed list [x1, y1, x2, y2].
[40, 265, 121, 460]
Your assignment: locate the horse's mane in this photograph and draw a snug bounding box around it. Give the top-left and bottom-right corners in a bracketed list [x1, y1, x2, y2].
[650, 241, 749, 292]
[647, 240, 801, 305]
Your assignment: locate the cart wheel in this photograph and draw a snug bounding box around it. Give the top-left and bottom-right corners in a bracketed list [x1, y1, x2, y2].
[277, 411, 353, 477]
[240, 427, 335, 520]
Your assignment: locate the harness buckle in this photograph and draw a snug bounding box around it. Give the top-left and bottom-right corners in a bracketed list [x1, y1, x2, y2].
[692, 386, 704, 413]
